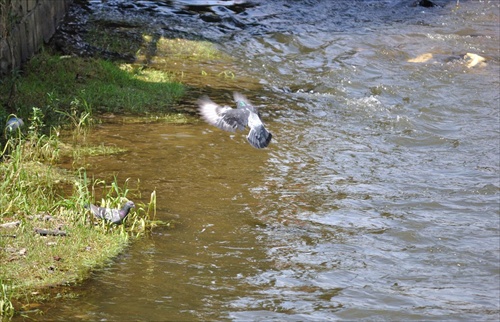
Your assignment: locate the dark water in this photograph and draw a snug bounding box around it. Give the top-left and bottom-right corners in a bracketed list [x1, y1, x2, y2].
[32, 0, 500, 321]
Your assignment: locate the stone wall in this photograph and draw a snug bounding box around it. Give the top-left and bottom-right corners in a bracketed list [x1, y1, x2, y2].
[0, 0, 72, 76]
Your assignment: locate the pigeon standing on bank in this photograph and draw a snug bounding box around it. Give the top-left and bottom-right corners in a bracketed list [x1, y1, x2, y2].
[197, 92, 272, 149]
[86, 200, 135, 225]
[5, 117, 24, 131]
[4, 117, 24, 137]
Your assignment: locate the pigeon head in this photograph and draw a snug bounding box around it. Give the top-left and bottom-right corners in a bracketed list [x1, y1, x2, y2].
[120, 201, 135, 217]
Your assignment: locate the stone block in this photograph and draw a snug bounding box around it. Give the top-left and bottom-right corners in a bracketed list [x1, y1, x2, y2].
[38, 1, 54, 43]
[19, 20, 29, 62]
[0, 38, 11, 72]
[9, 26, 21, 70]
[0, 0, 72, 75]
[26, 0, 38, 12]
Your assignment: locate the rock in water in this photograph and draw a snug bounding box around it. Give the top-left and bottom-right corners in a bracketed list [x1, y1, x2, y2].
[87, 201, 135, 225]
[198, 92, 273, 149]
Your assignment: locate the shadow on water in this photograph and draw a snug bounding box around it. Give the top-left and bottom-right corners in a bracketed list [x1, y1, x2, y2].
[24, 0, 500, 321]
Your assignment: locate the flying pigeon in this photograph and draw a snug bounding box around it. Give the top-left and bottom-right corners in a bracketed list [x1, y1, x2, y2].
[197, 92, 272, 149]
[86, 200, 135, 225]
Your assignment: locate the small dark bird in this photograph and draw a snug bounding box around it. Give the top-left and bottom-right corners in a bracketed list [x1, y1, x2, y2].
[87, 201, 135, 225]
[197, 92, 272, 149]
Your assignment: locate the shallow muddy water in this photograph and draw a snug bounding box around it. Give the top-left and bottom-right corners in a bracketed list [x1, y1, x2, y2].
[30, 0, 499, 321]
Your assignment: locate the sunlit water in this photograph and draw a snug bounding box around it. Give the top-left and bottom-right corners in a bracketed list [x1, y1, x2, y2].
[30, 0, 499, 321]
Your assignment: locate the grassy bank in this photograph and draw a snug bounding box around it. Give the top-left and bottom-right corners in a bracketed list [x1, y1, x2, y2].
[0, 114, 162, 318]
[0, 47, 184, 127]
[0, 48, 182, 318]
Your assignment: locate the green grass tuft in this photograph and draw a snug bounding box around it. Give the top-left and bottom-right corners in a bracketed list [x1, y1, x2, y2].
[0, 48, 184, 126]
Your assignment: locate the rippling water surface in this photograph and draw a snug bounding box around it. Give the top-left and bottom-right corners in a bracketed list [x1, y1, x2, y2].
[33, 0, 499, 321]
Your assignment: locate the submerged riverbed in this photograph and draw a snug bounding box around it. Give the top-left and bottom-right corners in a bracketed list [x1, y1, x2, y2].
[27, 0, 500, 321]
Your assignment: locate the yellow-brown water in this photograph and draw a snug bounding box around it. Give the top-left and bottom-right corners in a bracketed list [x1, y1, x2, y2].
[30, 0, 499, 321]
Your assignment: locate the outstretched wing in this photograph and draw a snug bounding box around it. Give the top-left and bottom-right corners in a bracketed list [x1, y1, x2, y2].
[198, 96, 248, 132]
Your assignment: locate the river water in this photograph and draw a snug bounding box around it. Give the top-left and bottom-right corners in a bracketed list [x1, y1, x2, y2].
[33, 0, 500, 321]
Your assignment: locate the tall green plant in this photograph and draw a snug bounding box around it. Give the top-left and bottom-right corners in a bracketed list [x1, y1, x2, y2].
[55, 95, 94, 133]
[0, 279, 14, 318]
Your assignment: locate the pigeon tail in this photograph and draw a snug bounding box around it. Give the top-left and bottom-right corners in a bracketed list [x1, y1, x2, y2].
[245, 110, 272, 148]
[247, 125, 272, 149]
